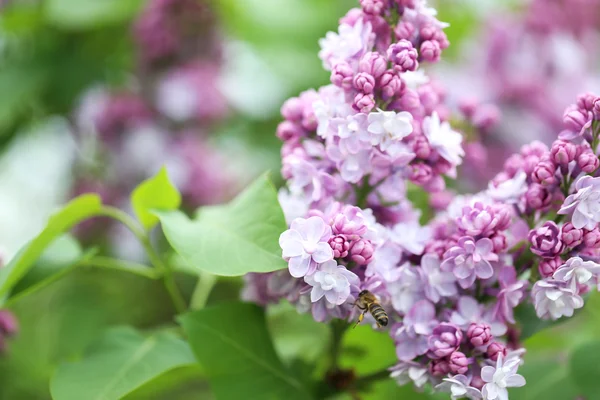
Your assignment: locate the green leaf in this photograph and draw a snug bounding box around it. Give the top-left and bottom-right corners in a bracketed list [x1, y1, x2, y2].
[7, 235, 94, 304]
[157, 173, 287, 276]
[179, 302, 312, 400]
[50, 327, 196, 400]
[0, 194, 102, 299]
[44, 0, 144, 29]
[569, 340, 600, 399]
[131, 167, 182, 231]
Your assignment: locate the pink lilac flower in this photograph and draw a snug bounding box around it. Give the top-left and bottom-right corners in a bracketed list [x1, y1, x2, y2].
[441, 237, 497, 289]
[304, 260, 360, 305]
[394, 300, 437, 361]
[481, 354, 526, 400]
[467, 323, 492, 347]
[279, 216, 333, 277]
[528, 222, 564, 258]
[456, 202, 510, 238]
[559, 176, 600, 230]
[427, 323, 463, 358]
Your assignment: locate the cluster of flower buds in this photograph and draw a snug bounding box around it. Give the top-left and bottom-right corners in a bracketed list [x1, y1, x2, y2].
[72, 0, 234, 231]
[243, 1, 600, 398]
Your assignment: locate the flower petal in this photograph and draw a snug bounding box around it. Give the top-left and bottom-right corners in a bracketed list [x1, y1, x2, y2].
[506, 374, 526, 388]
[481, 366, 495, 383]
[312, 242, 334, 263]
[279, 230, 304, 258]
[289, 256, 312, 278]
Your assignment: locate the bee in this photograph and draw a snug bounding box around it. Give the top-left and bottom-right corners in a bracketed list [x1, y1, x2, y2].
[353, 290, 388, 328]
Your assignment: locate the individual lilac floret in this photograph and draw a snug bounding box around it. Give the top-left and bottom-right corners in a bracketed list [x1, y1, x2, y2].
[394, 300, 437, 361]
[456, 202, 510, 238]
[450, 296, 507, 336]
[487, 171, 527, 204]
[279, 216, 333, 278]
[553, 256, 600, 286]
[386, 262, 426, 314]
[578, 151, 599, 173]
[441, 237, 497, 289]
[421, 254, 457, 303]
[329, 235, 350, 258]
[528, 221, 564, 258]
[304, 260, 359, 305]
[561, 223, 584, 248]
[349, 239, 374, 265]
[391, 221, 431, 255]
[435, 374, 483, 400]
[318, 19, 374, 70]
[389, 361, 429, 389]
[422, 112, 465, 167]
[366, 109, 414, 152]
[494, 266, 527, 324]
[532, 280, 584, 320]
[427, 323, 463, 359]
[558, 176, 600, 230]
[449, 351, 469, 375]
[486, 342, 506, 362]
[481, 354, 526, 400]
[331, 205, 369, 238]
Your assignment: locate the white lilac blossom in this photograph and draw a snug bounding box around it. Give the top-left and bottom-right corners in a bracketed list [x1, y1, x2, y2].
[279, 216, 333, 278]
[436, 375, 482, 400]
[422, 112, 465, 168]
[558, 176, 600, 230]
[481, 354, 526, 400]
[243, 0, 600, 398]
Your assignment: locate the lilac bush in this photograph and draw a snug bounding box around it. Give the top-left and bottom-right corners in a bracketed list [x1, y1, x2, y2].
[242, 0, 600, 398]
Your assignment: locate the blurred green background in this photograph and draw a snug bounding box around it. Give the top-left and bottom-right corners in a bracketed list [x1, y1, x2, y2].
[0, 0, 597, 399]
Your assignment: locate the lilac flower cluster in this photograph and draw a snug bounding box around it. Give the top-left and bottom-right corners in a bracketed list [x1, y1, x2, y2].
[242, 1, 600, 398]
[72, 0, 235, 239]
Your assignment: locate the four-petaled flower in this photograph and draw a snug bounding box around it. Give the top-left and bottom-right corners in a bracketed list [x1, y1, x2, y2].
[304, 260, 359, 305]
[279, 216, 334, 278]
[366, 109, 414, 152]
[441, 236, 497, 289]
[436, 374, 482, 400]
[558, 176, 600, 230]
[481, 354, 526, 400]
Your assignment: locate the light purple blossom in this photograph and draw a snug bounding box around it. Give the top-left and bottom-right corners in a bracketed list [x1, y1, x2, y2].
[435, 374, 483, 400]
[487, 171, 527, 204]
[365, 242, 403, 282]
[387, 262, 426, 314]
[279, 216, 333, 278]
[394, 300, 437, 361]
[422, 112, 465, 167]
[391, 221, 432, 255]
[532, 280, 584, 320]
[494, 266, 527, 324]
[528, 221, 564, 258]
[318, 19, 374, 70]
[421, 254, 457, 303]
[390, 361, 429, 388]
[457, 202, 510, 238]
[481, 354, 526, 400]
[558, 176, 600, 230]
[553, 256, 600, 286]
[441, 237, 497, 289]
[304, 260, 359, 305]
[450, 296, 507, 336]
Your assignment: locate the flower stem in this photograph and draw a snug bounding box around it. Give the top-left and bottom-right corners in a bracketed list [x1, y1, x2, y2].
[190, 271, 217, 310]
[99, 206, 187, 313]
[329, 319, 350, 372]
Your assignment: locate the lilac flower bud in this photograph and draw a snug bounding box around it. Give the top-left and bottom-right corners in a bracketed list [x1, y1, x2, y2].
[532, 160, 558, 186]
[332, 206, 368, 237]
[281, 97, 304, 121]
[584, 227, 600, 249]
[420, 40, 441, 62]
[539, 256, 563, 278]
[330, 62, 354, 90]
[359, 52, 387, 79]
[467, 323, 492, 347]
[410, 163, 433, 184]
[503, 154, 524, 177]
[430, 190, 453, 210]
[349, 239, 374, 265]
[276, 121, 304, 141]
[353, 93, 375, 113]
[563, 105, 590, 133]
[529, 221, 564, 258]
[379, 70, 403, 100]
[387, 40, 419, 72]
[490, 233, 508, 253]
[470, 375, 485, 390]
[578, 151, 599, 173]
[594, 98, 600, 120]
[525, 184, 553, 212]
[329, 235, 350, 258]
[395, 21, 415, 40]
[424, 175, 446, 193]
[550, 140, 578, 166]
[353, 72, 376, 94]
[561, 223, 584, 248]
[577, 93, 597, 112]
[449, 351, 469, 375]
[419, 24, 437, 41]
[360, 0, 387, 15]
[427, 323, 463, 359]
[397, 89, 422, 115]
[412, 134, 432, 159]
[429, 359, 451, 377]
[486, 342, 506, 362]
